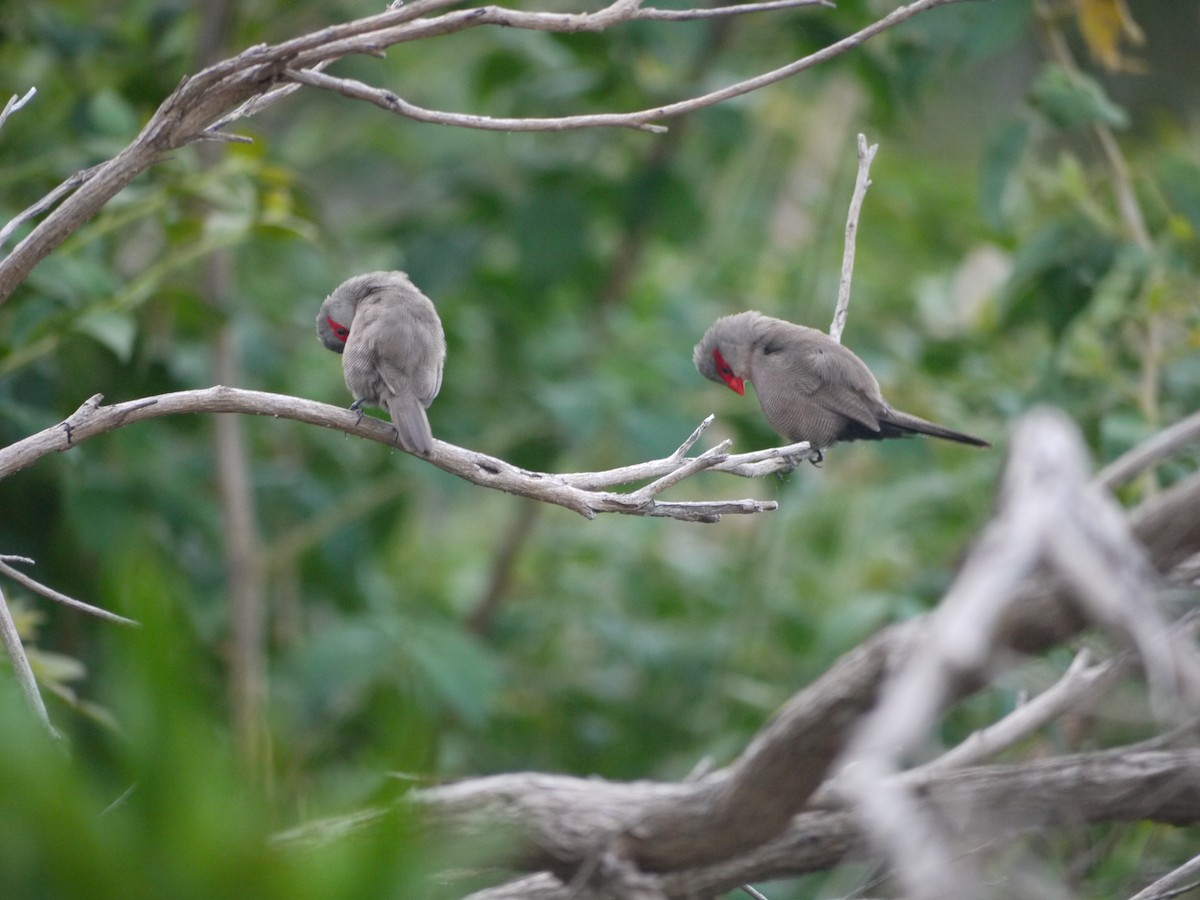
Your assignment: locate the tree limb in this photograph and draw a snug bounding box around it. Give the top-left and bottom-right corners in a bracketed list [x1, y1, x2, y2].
[0, 87, 37, 132]
[0, 555, 137, 627]
[830, 133, 878, 343]
[0, 0, 972, 302]
[0, 580, 58, 740]
[0, 389, 808, 523]
[284, 747, 1200, 899]
[320, 410, 1200, 895]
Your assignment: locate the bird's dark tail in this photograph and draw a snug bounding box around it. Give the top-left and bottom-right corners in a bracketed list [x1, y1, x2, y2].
[879, 409, 991, 448]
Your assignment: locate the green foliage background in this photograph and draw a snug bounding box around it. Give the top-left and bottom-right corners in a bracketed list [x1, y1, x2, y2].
[1, 0, 1198, 896]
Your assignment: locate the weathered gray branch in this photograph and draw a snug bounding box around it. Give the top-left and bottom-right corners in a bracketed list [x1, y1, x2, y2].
[838, 408, 1200, 900]
[0, 555, 136, 626]
[0, 87, 37, 132]
[0, 0, 971, 302]
[0, 389, 813, 523]
[0, 580, 57, 739]
[280, 746, 1200, 900]
[830, 133, 878, 344]
[292, 415, 1200, 900]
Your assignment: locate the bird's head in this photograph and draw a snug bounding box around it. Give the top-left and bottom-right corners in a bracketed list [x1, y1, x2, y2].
[693, 311, 760, 396]
[316, 294, 356, 354]
[316, 270, 421, 354]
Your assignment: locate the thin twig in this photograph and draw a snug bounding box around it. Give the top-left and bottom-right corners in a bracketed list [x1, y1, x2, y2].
[837, 408, 1200, 899]
[1128, 852, 1200, 900]
[0, 0, 972, 299]
[1095, 408, 1200, 491]
[206, 58, 334, 134]
[829, 133, 878, 344]
[639, 0, 833, 18]
[0, 581, 59, 739]
[0, 162, 107, 249]
[917, 649, 1124, 773]
[283, 67, 669, 134]
[0, 87, 37, 132]
[0, 556, 138, 626]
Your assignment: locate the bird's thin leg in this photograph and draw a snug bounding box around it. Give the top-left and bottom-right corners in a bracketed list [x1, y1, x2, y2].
[348, 399, 366, 426]
[808, 448, 824, 467]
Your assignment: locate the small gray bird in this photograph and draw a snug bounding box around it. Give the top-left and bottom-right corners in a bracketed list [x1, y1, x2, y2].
[316, 271, 446, 456]
[694, 311, 989, 452]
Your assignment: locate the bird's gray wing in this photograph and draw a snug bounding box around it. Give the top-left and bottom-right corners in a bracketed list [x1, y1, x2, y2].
[753, 321, 883, 433]
[797, 342, 883, 431]
[366, 296, 445, 409]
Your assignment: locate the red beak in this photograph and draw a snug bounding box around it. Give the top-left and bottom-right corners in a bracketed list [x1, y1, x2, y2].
[712, 348, 745, 395]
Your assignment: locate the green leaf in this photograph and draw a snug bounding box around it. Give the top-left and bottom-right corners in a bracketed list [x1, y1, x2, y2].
[1030, 63, 1129, 130]
[73, 310, 137, 362]
[401, 622, 498, 729]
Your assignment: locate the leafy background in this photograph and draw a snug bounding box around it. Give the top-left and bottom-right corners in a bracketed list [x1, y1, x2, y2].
[0, 0, 1198, 896]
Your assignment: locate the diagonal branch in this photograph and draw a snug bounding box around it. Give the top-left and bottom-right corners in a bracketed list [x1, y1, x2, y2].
[312, 410, 1200, 895]
[0, 87, 37, 132]
[0, 388, 801, 523]
[0, 580, 59, 739]
[1, 0, 972, 302]
[282, 67, 670, 134]
[0, 556, 137, 627]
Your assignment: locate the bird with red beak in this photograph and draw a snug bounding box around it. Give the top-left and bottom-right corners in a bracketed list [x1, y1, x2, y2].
[317, 271, 446, 456]
[694, 311, 989, 452]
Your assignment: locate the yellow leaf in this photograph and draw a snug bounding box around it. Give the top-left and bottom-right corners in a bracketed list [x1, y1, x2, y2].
[1072, 0, 1146, 73]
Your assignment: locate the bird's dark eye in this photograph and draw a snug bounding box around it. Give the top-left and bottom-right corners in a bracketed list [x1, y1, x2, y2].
[326, 315, 350, 341]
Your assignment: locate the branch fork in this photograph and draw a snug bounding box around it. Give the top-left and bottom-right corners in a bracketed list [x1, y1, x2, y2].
[1, 388, 797, 524]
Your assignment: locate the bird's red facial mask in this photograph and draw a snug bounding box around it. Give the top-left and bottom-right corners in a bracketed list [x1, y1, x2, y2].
[326, 315, 350, 343]
[712, 348, 745, 395]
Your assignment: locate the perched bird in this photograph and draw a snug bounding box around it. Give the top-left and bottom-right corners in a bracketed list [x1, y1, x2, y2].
[316, 271, 446, 456]
[694, 311, 989, 452]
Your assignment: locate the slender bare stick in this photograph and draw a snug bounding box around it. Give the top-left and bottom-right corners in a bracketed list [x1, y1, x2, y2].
[0, 0, 973, 302]
[1096, 408, 1200, 491]
[829, 133, 878, 344]
[0, 556, 137, 626]
[0, 581, 59, 739]
[283, 67, 670, 134]
[1128, 851, 1200, 900]
[0, 87, 37, 131]
[917, 649, 1124, 773]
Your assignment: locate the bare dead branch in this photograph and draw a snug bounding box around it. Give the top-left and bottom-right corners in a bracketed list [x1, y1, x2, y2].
[917, 649, 1123, 774]
[830, 133, 878, 343]
[0, 87, 37, 132]
[838, 408, 1200, 899]
[379, 410, 1200, 896]
[0, 556, 137, 627]
[0, 580, 59, 739]
[283, 66, 669, 133]
[0, 388, 794, 523]
[0, 0, 972, 303]
[639, 0, 834, 19]
[0, 162, 108, 250]
[1097, 408, 1200, 491]
[562, 416, 816, 489]
[404, 747, 1200, 899]
[1129, 850, 1200, 900]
